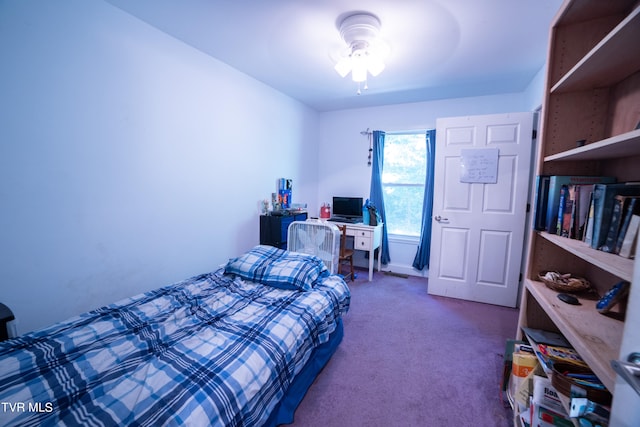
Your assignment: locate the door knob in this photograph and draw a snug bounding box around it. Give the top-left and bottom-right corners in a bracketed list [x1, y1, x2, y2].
[434, 215, 449, 222]
[611, 353, 640, 397]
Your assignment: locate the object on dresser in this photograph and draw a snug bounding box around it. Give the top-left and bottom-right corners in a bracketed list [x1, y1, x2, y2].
[539, 271, 591, 294]
[278, 178, 293, 209]
[596, 281, 630, 314]
[363, 199, 381, 226]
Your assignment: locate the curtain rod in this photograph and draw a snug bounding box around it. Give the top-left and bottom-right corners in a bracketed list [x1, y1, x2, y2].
[360, 128, 432, 136]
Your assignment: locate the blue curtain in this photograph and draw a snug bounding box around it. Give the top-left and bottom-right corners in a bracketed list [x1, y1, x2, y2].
[412, 129, 436, 270]
[369, 130, 390, 264]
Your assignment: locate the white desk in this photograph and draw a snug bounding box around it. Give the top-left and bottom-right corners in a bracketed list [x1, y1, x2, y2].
[330, 221, 383, 281]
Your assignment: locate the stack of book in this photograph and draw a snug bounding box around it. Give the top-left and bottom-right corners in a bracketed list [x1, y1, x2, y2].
[533, 175, 640, 258]
[522, 328, 578, 370]
[514, 328, 609, 426]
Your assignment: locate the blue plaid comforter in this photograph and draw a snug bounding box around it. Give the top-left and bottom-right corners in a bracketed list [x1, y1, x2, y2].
[0, 268, 350, 426]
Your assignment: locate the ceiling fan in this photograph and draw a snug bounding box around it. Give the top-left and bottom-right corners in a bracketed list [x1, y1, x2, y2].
[333, 12, 389, 94]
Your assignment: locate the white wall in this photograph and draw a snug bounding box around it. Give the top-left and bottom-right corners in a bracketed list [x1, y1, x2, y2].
[317, 92, 542, 276]
[523, 65, 547, 111]
[0, 0, 319, 334]
[0, 0, 549, 333]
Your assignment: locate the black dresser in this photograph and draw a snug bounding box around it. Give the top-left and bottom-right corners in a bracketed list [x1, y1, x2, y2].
[259, 212, 307, 249]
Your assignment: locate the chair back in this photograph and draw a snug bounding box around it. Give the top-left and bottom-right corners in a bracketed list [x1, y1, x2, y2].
[338, 225, 348, 257]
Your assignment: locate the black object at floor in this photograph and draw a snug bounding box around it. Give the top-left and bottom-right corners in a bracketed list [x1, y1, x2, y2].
[0, 303, 15, 341]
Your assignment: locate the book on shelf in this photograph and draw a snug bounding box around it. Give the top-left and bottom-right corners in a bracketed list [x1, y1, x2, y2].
[619, 214, 640, 259]
[521, 327, 571, 347]
[556, 184, 570, 236]
[521, 328, 581, 376]
[614, 198, 639, 254]
[574, 184, 593, 241]
[544, 176, 615, 235]
[537, 344, 589, 368]
[502, 339, 528, 393]
[509, 344, 538, 401]
[591, 183, 640, 250]
[553, 183, 588, 239]
[533, 175, 550, 231]
[600, 195, 630, 253]
[584, 192, 596, 245]
[561, 184, 588, 239]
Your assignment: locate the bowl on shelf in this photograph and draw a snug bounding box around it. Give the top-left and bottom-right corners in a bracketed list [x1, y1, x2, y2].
[538, 271, 592, 294]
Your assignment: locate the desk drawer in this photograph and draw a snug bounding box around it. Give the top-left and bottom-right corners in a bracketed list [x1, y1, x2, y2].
[355, 236, 371, 250]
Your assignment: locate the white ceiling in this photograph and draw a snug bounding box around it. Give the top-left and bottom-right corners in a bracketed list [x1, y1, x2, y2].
[106, 0, 563, 112]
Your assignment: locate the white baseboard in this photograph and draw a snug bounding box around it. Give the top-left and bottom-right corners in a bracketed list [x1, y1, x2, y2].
[382, 263, 428, 278]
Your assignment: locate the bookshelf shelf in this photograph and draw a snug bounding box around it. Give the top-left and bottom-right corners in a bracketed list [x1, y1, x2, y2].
[523, 278, 623, 392]
[544, 129, 640, 162]
[551, 5, 640, 94]
[538, 232, 634, 282]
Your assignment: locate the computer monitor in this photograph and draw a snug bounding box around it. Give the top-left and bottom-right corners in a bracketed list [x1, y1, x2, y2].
[332, 197, 363, 219]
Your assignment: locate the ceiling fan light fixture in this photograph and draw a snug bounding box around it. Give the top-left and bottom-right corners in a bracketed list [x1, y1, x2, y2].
[351, 55, 368, 82]
[334, 12, 387, 92]
[367, 55, 385, 77]
[334, 58, 351, 78]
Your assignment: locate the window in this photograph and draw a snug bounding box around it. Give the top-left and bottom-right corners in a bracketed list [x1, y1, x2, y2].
[382, 133, 426, 237]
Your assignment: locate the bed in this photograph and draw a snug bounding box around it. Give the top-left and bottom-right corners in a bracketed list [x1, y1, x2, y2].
[0, 245, 350, 426]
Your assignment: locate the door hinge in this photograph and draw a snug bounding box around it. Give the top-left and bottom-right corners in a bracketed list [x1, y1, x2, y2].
[532, 129, 537, 139]
[519, 273, 523, 283]
[526, 203, 531, 213]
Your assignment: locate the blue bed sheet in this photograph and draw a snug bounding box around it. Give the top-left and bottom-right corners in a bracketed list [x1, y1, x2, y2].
[0, 267, 350, 427]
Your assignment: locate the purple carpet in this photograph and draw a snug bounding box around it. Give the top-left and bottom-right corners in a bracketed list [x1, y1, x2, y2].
[286, 270, 517, 426]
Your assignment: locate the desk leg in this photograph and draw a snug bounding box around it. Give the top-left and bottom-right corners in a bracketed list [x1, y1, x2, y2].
[377, 243, 382, 273]
[368, 249, 374, 281]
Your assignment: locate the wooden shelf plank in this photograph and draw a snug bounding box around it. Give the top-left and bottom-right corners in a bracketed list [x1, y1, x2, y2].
[538, 232, 634, 282]
[551, 5, 640, 93]
[524, 278, 623, 392]
[544, 129, 640, 162]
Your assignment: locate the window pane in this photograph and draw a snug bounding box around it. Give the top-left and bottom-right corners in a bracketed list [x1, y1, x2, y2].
[383, 185, 424, 236]
[382, 134, 426, 184]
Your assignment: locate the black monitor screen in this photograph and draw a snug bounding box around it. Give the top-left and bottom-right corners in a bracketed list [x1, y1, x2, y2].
[332, 197, 363, 218]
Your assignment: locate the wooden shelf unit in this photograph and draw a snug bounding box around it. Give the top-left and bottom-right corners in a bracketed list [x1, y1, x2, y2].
[517, 0, 640, 420]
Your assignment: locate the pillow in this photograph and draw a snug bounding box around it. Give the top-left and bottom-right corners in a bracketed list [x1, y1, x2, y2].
[224, 245, 328, 291]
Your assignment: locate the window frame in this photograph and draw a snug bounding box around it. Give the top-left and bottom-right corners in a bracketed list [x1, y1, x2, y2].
[381, 131, 427, 238]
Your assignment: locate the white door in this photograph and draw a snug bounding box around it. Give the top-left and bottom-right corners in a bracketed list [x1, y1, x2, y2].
[428, 112, 533, 307]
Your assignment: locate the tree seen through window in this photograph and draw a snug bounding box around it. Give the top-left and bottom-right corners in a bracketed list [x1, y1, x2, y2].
[382, 133, 426, 236]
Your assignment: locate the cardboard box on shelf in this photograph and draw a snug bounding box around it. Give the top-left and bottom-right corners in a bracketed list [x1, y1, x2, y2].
[531, 375, 573, 427]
